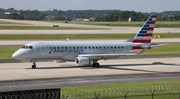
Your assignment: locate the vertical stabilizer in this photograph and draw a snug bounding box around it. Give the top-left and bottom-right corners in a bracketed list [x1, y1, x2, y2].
[133, 12, 157, 43]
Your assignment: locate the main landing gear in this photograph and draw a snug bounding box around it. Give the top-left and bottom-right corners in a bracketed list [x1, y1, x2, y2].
[92, 60, 100, 68]
[92, 63, 100, 68]
[32, 60, 37, 69]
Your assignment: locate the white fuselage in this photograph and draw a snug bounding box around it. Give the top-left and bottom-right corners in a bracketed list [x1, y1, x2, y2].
[12, 41, 143, 61]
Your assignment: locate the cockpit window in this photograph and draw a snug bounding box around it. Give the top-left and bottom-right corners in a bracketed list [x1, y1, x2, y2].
[21, 45, 28, 49]
[21, 45, 33, 49]
[28, 46, 33, 49]
[21, 46, 26, 48]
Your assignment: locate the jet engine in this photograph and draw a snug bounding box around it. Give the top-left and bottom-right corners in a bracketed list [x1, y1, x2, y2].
[75, 57, 90, 66]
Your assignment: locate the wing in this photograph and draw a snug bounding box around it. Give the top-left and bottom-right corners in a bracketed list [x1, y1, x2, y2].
[78, 53, 136, 60]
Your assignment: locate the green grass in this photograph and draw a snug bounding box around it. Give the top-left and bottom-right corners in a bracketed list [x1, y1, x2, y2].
[1, 44, 180, 60]
[0, 34, 132, 40]
[69, 21, 180, 28]
[141, 44, 180, 56]
[0, 33, 179, 40]
[0, 25, 107, 30]
[0, 21, 20, 24]
[154, 33, 180, 38]
[0, 46, 20, 60]
[61, 80, 180, 99]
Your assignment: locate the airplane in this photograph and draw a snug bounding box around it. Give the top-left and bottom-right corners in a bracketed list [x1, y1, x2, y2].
[12, 13, 157, 69]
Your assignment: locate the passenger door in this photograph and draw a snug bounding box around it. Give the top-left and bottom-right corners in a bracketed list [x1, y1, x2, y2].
[40, 42, 46, 55]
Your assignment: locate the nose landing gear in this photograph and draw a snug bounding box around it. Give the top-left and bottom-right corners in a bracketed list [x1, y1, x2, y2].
[32, 60, 36, 69]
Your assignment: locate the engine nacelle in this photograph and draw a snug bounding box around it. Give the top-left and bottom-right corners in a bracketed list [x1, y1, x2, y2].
[75, 57, 90, 66]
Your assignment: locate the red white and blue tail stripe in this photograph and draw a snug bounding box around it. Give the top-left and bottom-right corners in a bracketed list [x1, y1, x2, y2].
[133, 12, 157, 43]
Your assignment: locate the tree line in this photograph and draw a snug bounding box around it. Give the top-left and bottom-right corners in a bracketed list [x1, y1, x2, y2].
[0, 8, 180, 21]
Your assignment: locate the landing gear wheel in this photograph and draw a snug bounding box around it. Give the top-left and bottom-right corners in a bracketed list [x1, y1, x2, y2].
[93, 63, 100, 68]
[32, 60, 37, 69]
[32, 65, 36, 69]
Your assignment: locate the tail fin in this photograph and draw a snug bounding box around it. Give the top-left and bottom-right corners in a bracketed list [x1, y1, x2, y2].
[132, 12, 157, 43]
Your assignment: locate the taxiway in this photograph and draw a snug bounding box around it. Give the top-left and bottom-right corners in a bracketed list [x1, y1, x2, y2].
[1, 57, 180, 81]
[0, 57, 180, 91]
[0, 19, 180, 34]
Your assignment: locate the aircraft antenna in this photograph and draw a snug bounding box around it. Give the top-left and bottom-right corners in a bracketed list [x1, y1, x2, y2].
[66, 38, 69, 42]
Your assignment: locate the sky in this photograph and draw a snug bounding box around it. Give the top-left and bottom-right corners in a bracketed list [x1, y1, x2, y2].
[0, 0, 180, 12]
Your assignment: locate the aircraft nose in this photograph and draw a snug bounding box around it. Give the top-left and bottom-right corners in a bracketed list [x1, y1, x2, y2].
[12, 51, 22, 59]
